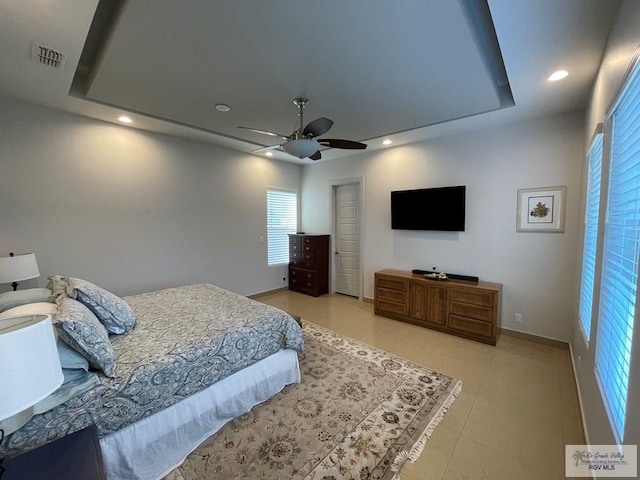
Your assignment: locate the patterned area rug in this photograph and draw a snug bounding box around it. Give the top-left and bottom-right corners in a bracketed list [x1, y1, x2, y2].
[173, 321, 461, 480]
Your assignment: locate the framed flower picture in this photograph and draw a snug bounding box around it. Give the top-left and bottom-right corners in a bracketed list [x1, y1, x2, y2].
[516, 186, 567, 233]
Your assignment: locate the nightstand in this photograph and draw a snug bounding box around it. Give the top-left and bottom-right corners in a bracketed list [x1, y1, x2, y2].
[2, 424, 107, 479]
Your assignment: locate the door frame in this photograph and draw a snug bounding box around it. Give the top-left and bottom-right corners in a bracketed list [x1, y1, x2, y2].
[331, 177, 365, 301]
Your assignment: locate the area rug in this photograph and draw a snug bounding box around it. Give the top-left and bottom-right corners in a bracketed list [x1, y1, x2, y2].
[173, 321, 462, 480]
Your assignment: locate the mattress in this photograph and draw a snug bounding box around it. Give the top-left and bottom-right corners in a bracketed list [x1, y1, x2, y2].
[0, 283, 304, 458]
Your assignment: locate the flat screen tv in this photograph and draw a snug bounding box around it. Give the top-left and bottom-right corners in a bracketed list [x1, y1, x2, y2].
[391, 186, 466, 231]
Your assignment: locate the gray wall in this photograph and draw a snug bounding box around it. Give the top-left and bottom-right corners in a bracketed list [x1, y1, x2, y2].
[301, 111, 585, 342]
[574, 0, 640, 449]
[0, 97, 301, 296]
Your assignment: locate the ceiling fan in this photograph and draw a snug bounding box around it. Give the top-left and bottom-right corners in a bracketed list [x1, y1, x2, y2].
[238, 98, 367, 160]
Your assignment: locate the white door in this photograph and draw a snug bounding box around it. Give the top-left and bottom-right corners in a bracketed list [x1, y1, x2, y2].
[335, 184, 360, 297]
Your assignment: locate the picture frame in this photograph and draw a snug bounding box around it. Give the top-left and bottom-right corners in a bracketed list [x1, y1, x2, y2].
[516, 186, 567, 233]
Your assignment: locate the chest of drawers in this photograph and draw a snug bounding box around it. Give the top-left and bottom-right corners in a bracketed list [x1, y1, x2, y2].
[288, 234, 330, 297]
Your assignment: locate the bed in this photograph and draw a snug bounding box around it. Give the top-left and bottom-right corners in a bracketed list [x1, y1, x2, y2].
[0, 282, 304, 480]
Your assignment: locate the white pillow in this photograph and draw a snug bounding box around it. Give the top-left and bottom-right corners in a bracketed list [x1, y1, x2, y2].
[0, 302, 89, 371]
[0, 288, 55, 313]
[0, 301, 57, 319]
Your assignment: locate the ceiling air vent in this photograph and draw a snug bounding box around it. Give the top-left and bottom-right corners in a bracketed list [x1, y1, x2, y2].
[31, 42, 66, 69]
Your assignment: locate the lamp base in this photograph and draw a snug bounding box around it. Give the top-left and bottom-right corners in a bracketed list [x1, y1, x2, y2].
[0, 406, 35, 436]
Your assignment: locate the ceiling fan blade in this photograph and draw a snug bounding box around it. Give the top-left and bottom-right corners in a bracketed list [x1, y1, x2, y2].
[251, 144, 283, 154]
[309, 150, 322, 161]
[318, 139, 367, 150]
[303, 117, 334, 138]
[238, 126, 289, 141]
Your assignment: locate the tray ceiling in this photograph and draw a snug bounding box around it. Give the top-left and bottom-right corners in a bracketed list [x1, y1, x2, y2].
[0, 0, 621, 163]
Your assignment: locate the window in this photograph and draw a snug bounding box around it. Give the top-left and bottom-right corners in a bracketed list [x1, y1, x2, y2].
[266, 189, 297, 266]
[579, 128, 604, 341]
[594, 61, 640, 443]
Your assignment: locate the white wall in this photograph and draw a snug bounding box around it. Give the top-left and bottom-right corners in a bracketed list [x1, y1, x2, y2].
[0, 96, 301, 296]
[301, 111, 585, 341]
[573, 0, 640, 448]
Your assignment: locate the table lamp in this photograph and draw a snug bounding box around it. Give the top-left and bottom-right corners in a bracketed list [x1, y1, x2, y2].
[0, 253, 40, 291]
[0, 315, 63, 436]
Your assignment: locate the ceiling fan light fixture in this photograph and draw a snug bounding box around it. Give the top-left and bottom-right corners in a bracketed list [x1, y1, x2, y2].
[282, 139, 320, 158]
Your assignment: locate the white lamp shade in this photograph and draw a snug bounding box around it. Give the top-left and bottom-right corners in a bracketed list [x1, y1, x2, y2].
[282, 139, 320, 158]
[0, 253, 40, 284]
[0, 315, 63, 421]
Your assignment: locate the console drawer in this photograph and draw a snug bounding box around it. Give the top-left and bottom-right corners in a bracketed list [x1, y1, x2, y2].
[449, 301, 493, 323]
[376, 276, 408, 292]
[448, 314, 493, 338]
[450, 287, 494, 308]
[375, 299, 408, 316]
[377, 287, 407, 304]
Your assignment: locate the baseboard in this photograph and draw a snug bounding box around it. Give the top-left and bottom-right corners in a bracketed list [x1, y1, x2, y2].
[498, 327, 569, 349]
[248, 287, 288, 299]
[568, 342, 590, 446]
[363, 296, 374, 304]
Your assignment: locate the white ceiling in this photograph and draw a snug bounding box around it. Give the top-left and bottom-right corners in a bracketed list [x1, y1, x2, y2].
[0, 0, 621, 163]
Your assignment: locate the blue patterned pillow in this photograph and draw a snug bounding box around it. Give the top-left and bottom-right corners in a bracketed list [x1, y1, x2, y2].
[66, 277, 136, 335]
[54, 297, 116, 377]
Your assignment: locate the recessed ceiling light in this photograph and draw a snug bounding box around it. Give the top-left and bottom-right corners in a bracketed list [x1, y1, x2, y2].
[265, 151, 274, 157]
[548, 70, 568, 82]
[215, 103, 231, 112]
[383, 139, 392, 145]
[118, 116, 132, 123]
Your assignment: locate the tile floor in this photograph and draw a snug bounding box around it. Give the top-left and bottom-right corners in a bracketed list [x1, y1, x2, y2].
[255, 290, 586, 480]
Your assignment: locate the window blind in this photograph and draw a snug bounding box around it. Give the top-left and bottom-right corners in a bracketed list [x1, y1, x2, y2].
[595, 62, 640, 442]
[266, 189, 297, 266]
[579, 131, 604, 341]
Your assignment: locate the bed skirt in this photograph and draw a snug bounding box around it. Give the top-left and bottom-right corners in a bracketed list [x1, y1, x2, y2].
[100, 349, 301, 480]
